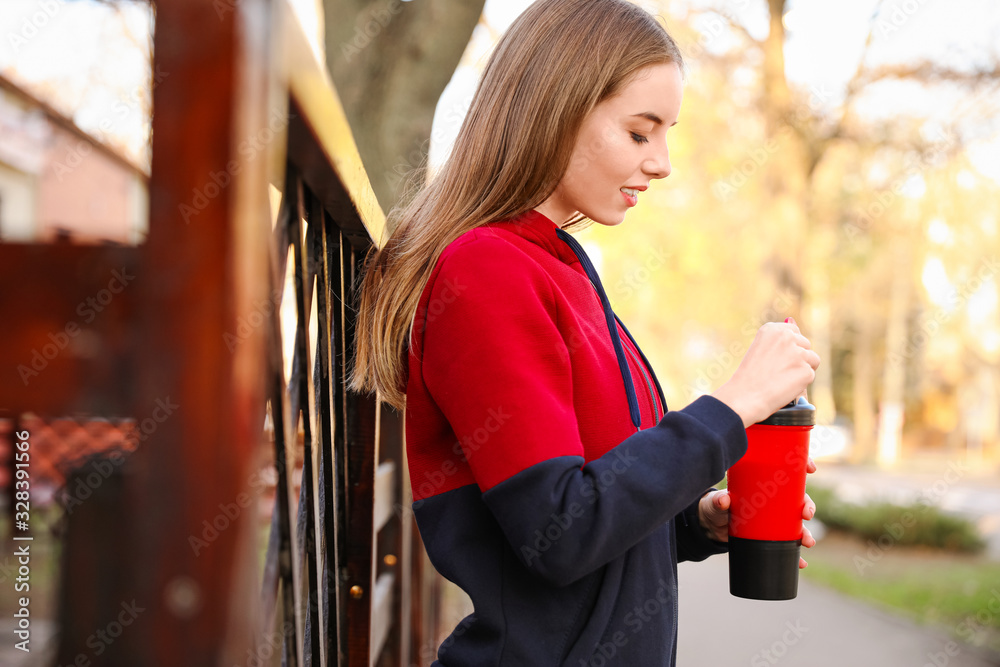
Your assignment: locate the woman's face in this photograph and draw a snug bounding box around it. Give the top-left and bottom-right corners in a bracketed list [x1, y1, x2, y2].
[536, 62, 683, 227]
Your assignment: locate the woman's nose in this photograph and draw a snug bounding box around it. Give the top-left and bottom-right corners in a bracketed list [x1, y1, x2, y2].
[643, 147, 671, 179]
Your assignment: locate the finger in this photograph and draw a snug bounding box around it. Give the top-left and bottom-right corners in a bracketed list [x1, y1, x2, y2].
[801, 527, 816, 548]
[803, 493, 816, 520]
[791, 332, 813, 349]
[804, 349, 821, 370]
[806, 457, 817, 474]
[799, 557, 808, 569]
[783, 316, 800, 333]
[713, 490, 730, 511]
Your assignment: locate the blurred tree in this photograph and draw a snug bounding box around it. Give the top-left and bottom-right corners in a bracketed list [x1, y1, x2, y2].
[688, 0, 999, 463]
[591, 0, 1000, 465]
[321, 0, 485, 225]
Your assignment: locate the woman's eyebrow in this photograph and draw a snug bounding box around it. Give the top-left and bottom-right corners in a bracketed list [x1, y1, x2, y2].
[630, 112, 678, 127]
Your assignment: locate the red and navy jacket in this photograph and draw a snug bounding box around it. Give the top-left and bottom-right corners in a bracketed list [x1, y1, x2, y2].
[403, 209, 748, 666]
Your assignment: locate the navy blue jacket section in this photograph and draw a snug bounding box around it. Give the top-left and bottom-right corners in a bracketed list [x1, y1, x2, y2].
[414, 395, 747, 666]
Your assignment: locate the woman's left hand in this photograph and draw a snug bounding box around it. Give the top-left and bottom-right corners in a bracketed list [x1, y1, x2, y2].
[697, 457, 818, 568]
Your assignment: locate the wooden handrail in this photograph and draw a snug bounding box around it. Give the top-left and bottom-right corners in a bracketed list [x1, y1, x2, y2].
[1, 0, 436, 665]
[278, 0, 388, 250]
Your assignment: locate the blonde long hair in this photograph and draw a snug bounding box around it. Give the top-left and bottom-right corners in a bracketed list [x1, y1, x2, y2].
[349, 0, 684, 410]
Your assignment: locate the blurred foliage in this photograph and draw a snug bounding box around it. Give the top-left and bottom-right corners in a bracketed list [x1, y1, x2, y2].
[576, 0, 1000, 464]
[808, 484, 985, 552]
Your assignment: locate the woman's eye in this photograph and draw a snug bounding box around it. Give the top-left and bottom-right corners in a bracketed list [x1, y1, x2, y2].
[630, 132, 649, 145]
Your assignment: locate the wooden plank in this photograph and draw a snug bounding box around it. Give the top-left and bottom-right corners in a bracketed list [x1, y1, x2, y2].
[277, 1, 386, 251]
[104, 0, 273, 662]
[342, 242, 380, 667]
[399, 429, 415, 667]
[316, 208, 345, 664]
[369, 573, 395, 667]
[260, 122, 297, 661]
[289, 170, 323, 667]
[373, 461, 397, 534]
[376, 402, 405, 667]
[329, 223, 352, 664]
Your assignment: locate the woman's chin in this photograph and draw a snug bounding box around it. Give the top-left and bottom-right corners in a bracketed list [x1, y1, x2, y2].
[594, 214, 627, 227]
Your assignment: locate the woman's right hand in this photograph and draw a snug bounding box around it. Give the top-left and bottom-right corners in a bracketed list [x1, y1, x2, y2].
[711, 318, 820, 428]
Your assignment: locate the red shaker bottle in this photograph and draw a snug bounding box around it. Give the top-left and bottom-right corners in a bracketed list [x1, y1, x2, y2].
[727, 397, 815, 600]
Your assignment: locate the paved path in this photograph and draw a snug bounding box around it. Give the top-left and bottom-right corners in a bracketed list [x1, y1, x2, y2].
[678, 555, 1000, 667]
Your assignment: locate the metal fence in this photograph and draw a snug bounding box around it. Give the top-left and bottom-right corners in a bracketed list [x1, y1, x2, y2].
[0, 0, 439, 664]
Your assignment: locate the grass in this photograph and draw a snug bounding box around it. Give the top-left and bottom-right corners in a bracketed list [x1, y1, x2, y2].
[803, 529, 1000, 655]
[807, 484, 986, 553]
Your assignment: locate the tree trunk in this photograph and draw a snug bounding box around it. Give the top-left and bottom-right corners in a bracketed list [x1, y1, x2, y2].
[763, 0, 838, 422]
[761, 0, 806, 315]
[322, 0, 486, 222]
[851, 308, 877, 463]
[803, 209, 836, 424]
[877, 245, 910, 467]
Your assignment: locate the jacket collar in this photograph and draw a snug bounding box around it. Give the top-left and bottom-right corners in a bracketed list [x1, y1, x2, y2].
[489, 209, 582, 267]
[489, 209, 649, 431]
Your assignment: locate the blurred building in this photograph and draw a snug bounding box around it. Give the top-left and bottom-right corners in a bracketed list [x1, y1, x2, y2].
[0, 72, 147, 245]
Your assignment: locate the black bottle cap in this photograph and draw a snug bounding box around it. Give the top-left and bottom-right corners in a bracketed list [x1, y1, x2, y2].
[758, 396, 815, 426]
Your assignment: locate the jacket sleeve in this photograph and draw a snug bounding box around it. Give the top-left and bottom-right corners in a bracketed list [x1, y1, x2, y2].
[420, 234, 747, 587]
[675, 488, 730, 563]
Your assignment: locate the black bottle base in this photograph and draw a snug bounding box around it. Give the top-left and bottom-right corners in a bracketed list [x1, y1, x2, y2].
[728, 536, 801, 601]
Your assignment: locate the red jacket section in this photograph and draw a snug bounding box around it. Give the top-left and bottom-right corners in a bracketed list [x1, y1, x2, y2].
[401, 209, 748, 666]
[406, 210, 665, 498]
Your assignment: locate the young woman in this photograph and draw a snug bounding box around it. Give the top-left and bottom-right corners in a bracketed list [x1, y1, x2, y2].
[350, 1, 821, 664]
